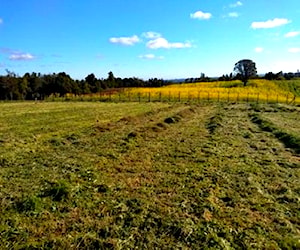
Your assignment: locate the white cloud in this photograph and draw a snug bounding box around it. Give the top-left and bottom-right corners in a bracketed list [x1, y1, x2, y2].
[109, 35, 140, 46]
[288, 48, 300, 53]
[9, 53, 35, 60]
[143, 32, 161, 39]
[285, 31, 300, 38]
[0, 18, 3, 24]
[251, 18, 290, 29]
[139, 54, 164, 60]
[254, 47, 264, 53]
[230, 1, 243, 8]
[146, 37, 192, 49]
[190, 11, 212, 20]
[228, 12, 239, 18]
[261, 59, 300, 74]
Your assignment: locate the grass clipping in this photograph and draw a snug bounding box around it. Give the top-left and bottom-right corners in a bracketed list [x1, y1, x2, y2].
[250, 113, 300, 153]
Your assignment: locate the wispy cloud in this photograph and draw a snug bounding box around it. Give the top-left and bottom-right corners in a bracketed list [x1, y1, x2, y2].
[254, 47, 264, 53]
[230, 1, 243, 8]
[109, 35, 140, 46]
[251, 18, 291, 29]
[9, 53, 35, 61]
[109, 32, 192, 51]
[146, 37, 192, 49]
[0, 18, 3, 24]
[190, 11, 212, 20]
[142, 32, 161, 39]
[228, 12, 239, 18]
[139, 54, 164, 60]
[0, 47, 16, 54]
[285, 31, 300, 38]
[288, 48, 300, 53]
[1, 48, 35, 61]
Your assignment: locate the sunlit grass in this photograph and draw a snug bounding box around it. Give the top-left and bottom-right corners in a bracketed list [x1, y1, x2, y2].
[0, 102, 299, 248]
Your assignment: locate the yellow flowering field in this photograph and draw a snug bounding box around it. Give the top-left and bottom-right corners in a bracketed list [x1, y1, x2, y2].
[124, 79, 298, 104]
[57, 79, 300, 104]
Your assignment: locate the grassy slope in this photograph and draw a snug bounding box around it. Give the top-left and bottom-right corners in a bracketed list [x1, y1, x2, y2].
[275, 79, 300, 97]
[0, 102, 299, 249]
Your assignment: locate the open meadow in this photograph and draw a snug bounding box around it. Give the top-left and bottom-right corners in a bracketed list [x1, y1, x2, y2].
[0, 101, 299, 249]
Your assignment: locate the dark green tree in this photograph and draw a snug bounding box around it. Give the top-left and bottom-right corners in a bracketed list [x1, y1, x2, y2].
[4, 70, 19, 100]
[80, 80, 91, 94]
[56, 72, 74, 96]
[25, 72, 43, 99]
[85, 73, 101, 93]
[18, 77, 29, 100]
[234, 59, 257, 86]
[107, 71, 116, 88]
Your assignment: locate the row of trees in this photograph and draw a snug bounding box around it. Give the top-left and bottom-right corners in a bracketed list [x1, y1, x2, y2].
[183, 60, 258, 84]
[0, 59, 298, 100]
[0, 71, 166, 100]
[185, 59, 299, 84]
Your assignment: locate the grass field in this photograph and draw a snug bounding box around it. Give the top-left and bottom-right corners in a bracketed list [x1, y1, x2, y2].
[0, 102, 299, 249]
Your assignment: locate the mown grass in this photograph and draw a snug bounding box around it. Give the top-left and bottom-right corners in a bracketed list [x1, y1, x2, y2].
[0, 102, 299, 249]
[250, 113, 300, 154]
[249, 103, 300, 152]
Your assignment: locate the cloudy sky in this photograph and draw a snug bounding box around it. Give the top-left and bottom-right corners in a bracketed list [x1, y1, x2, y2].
[0, 0, 300, 79]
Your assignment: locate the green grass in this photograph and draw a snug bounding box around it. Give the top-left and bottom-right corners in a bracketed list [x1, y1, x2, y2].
[0, 102, 299, 249]
[275, 78, 300, 97]
[250, 104, 300, 153]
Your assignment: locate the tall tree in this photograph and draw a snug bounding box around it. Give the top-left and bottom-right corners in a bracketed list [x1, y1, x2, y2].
[234, 59, 257, 86]
[56, 72, 74, 96]
[4, 70, 18, 100]
[18, 77, 29, 100]
[107, 71, 116, 88]
[85, 73, 100, 93]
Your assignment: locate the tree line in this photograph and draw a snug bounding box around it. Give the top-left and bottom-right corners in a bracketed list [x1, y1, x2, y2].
[0, 71, 166, 100]
[0, 66, 299, 100]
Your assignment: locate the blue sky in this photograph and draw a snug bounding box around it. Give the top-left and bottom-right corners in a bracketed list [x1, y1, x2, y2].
[1, 0, 300, 80]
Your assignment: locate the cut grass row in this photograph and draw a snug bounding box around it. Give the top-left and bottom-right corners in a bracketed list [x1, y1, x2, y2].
[250, 114, 300, 154]
[249, 104, 300, 154]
